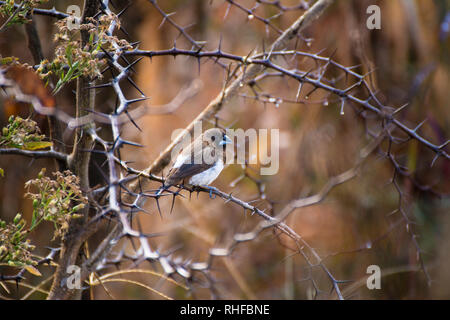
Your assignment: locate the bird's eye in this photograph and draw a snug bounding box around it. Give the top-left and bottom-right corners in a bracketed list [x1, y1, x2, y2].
[211, 136, 216, 142]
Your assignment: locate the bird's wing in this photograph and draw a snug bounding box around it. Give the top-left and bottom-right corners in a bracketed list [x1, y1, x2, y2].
[166, 143, 215, 185]
[166, 162, 214, 185]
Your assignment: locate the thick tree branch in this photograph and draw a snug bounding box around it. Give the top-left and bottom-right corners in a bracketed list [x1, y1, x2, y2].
[47, 0, 100, 301]
[0, 148, 68, 162]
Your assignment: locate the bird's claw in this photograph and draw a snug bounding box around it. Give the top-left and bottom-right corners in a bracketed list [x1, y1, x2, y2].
[207, 186, 217, 199]
[199, 185, 217, 199]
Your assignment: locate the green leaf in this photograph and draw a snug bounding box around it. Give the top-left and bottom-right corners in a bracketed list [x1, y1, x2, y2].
[65, 45, 73, 67]
[23, 141, 53, 150]
[25, 265, 42, 276]
[64, 66, 76, 82]
[0, 168, 3, 177]
[30, 208, 38, 231]
[54, 79, 63, 94]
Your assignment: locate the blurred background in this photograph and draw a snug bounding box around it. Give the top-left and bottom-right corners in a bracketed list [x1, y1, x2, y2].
[0, 0, 449, 299]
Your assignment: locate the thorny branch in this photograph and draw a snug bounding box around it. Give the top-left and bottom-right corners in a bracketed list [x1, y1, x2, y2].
[0, 148, 67, 161]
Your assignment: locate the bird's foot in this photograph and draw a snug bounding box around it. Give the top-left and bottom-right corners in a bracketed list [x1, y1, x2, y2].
[200, 185, 217, 199]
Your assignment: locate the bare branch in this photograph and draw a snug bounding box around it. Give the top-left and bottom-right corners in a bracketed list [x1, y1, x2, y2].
[0, 148, 68, 162]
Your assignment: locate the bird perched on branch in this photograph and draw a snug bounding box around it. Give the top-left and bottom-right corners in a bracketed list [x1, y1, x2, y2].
[156, 128, 232, 196]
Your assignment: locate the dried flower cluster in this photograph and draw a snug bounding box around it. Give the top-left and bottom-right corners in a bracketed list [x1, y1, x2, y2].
[0, 116, 50, 150]
[25, 169, 87, 240]
[0, 213, 35, 267]
[95, 13, 132, 51]
[38, 13, 131, 93]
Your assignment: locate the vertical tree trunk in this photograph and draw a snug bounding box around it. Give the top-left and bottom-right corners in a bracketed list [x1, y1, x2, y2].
[47, 0, 100, 300]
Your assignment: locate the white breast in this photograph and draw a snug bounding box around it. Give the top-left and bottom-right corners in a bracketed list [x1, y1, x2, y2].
[188, 158, 224, 186]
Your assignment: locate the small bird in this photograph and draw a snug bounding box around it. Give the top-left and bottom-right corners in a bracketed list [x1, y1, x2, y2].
[156, 128, 232, 196]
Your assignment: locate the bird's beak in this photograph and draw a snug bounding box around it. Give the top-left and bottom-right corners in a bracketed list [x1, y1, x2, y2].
[220, 135, 232, 145]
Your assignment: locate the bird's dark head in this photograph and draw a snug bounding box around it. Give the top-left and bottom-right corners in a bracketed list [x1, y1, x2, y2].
[203, 128, 232, 148]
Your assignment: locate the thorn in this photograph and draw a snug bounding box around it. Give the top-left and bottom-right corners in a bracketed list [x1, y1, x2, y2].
[170, 194, 176, 214]
[224, 193, 233, 203]
[295, 82, 303, 101]
[111, 135, 122, 150]
[125, 57, 144, 72]
[413, 119, 428, 132]
[125, 110, 142, 132]
[120, 139, 144, 147]
[300, 67, 314, 81]
[439, 140, 450, 149]
[100, 47, 114, 61]
[92, 9, 105, 20]
[362, 68, 377, 79]
[183, 23, 196, 31]
[218, 33, 223, 52]
[195, 42, 206, 54]
[93, 160, 110, 184]
[348, 64, 362, 70]
[126, 97, 150, 105]
[159, 12, 176, 29]
[315, 47, 327, 56]
[126, 77, 146, 96]
[101, 66, 111, 75]
[155, 197, 163, 219]
[119, 26, 131, 39]
[328, 48, 338, 60]
[393, 103, 409, 115]
[224, 2, 231, 20]
[261, 39, 266, 58]
[117, 2, 132, 17]
[305, 86, 318, 99]
[340, 98, 346, 115]
[129, 41, 141, 48]
[109, 0, 118, 9]
[430, 153, 440, 167]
